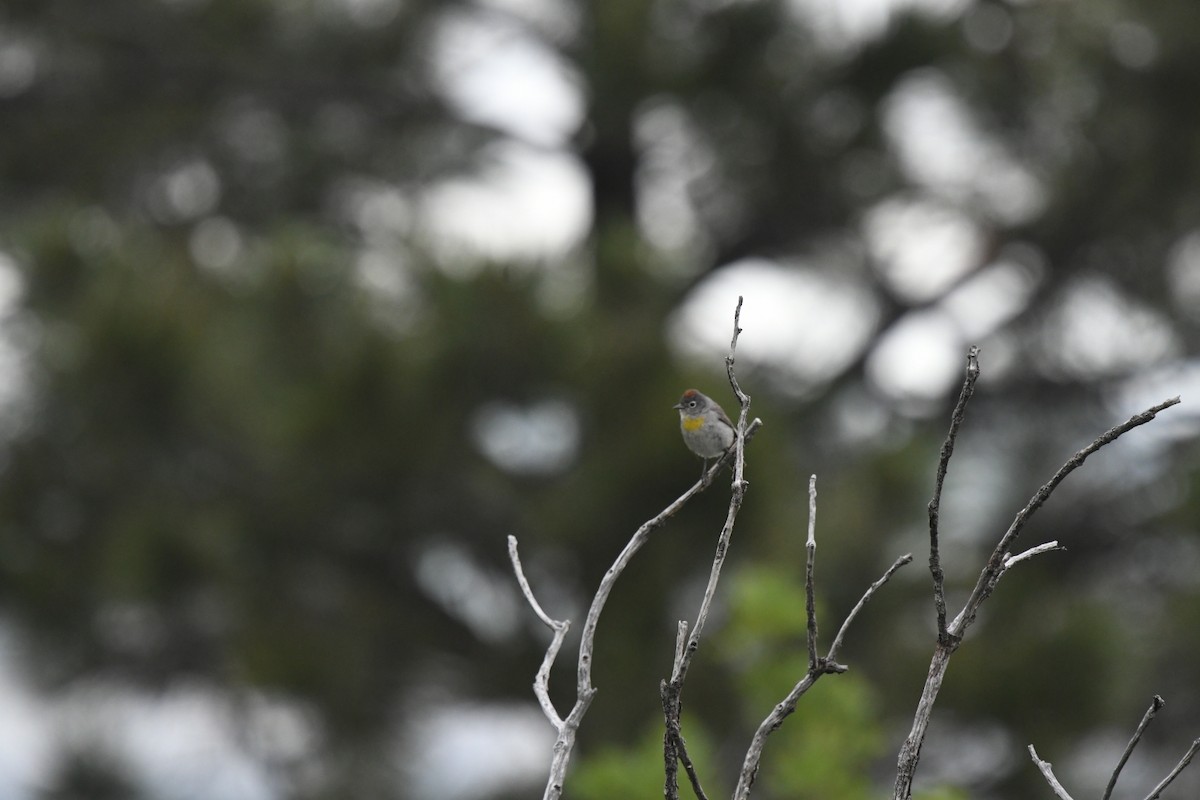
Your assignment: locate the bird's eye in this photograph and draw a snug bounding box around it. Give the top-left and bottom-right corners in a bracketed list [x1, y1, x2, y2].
[688, 401, 697, 408]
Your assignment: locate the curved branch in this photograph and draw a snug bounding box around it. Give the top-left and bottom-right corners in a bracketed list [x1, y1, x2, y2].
[508, 536, 569, 730]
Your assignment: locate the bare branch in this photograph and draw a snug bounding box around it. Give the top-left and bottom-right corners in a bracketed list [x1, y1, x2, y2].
[730, 423, 912, 800]
[517, 408, 765, 799]
[894, 644, 952, 799]
[509, 535, 566, 632]
[682, 303, 754, 669]
[508, 535, 569, 731]
[805, 475, 819, 673]
[1103, 695, 1165, 800]
[664, 623, 707, 799]
[697, 417, 763, 488]
[726, 295, 749, 408]
[735, 551, 912, 800]
[1032, 696, 1198, 800]
[1143, 738, 1200, 800]
[664, 297, 756, 799]
[676, 733, 710, 800]
[928, 346, 980, 643]
[951, 395, 1181, 637]
[734, 671, 817, 800]
[1001, 541, 1064, 571]
[1028, 745, 1077, 800]
[826, 553, 913, 664]
[892, 346, 1181, 800]
[670, 620, 688, 682]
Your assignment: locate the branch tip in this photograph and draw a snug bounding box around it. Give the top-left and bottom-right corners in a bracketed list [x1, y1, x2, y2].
[928, 345, 983, 643]
[1143, 737, 1200, 800]
[1029, 745, 1077, 800]
[1103, 693, 1167, 800]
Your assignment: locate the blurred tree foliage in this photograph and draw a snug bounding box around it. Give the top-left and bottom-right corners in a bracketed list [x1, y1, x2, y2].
[1, 0, 1199, 798]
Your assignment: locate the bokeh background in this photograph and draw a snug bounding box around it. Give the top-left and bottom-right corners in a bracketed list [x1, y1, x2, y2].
[1, 0, 1200, 798]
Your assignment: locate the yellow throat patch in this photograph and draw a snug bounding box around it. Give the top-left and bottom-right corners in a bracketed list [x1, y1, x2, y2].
[681, 416, 706, 432]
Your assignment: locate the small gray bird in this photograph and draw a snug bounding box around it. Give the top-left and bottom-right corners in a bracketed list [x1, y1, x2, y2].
[673, 389, 736, 480]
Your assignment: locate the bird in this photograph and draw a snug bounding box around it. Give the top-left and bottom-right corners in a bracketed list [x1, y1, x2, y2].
[673, 388, 736, 481]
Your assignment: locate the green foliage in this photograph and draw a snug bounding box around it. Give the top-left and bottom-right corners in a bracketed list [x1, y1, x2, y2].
[717, 564, 886, 798]
[913, 788, 969, 800]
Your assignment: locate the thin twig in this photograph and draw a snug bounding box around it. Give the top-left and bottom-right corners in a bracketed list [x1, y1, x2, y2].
[1143, 738, 1200, 800]
[682, 299, 752, 668]
[697, 418, 763, 489]
[804, 475, 819, 673]
[1103, 695, 1165, 800]
[1032, 696, 1200, 800]
[663, 622, 695, 800]
[663, 297, 755, 800]
[1001, 541, 1063, 571]
[509, 535, 566, 631]
[1028, 745, 1077, 800]
[951, 395, 1181, 636]
[726, 296, 750, 407]
[676, 734, 710, 800]
[670, 621, 688, 681]
[508, 535, 569, 730]
[826, 553, 913, 664]
[732, 469, 911, 800]
[928, 346, 980, 643]
[734, 551, 912, 800]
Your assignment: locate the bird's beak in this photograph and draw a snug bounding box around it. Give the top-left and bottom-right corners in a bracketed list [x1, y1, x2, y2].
[672, 402, 683, 410]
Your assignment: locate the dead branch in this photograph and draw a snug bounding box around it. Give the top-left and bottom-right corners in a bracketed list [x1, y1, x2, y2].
[1103, 695, 1165, 800]
[892, 347, 1181, 800]
[510, 413, 761, 800]
[1028, 745, 1076, 800]
[733, 475, 913, 799]
[1030, 695, 1198, 800]
[663, 296, 758, 800]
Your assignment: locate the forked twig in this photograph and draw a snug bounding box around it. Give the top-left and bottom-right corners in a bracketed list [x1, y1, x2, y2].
[733, 475, 912, 800]
[507, 536, 569, 730]
[951, 394, 1181, 636]
[893, 346, 1181, 800]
